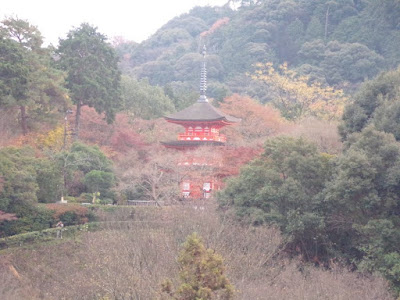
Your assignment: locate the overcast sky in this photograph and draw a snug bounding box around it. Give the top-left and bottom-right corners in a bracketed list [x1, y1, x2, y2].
[1, 0, 228, 46]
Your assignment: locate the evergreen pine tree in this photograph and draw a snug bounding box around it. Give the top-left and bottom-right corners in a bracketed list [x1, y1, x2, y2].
[161, 233, 234, 300]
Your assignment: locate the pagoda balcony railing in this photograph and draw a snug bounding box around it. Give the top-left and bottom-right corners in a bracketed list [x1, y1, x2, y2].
[178, 133, 226, 142]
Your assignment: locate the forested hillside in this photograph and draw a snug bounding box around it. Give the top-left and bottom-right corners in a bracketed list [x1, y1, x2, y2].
[116, 0, 400, 103]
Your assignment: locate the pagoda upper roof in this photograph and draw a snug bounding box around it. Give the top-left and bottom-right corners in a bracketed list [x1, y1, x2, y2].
[165, 101, 241, 124]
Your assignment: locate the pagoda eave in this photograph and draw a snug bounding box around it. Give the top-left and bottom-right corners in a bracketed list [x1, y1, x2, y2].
[165, 118, 237, 127]
[161, 140, 225, 149]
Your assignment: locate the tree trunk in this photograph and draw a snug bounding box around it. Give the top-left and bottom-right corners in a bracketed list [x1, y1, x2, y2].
[151, 182, 161, 207]
[74, 100, 81, 141]
[20, 105, 28, 135]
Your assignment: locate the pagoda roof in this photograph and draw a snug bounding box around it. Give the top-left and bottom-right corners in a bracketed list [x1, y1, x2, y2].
[165, 101, 241, 124]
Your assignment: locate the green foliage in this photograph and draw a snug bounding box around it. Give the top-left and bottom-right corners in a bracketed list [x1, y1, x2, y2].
[299, 40, 384, 84]
[219, 137, 334, 255]
[340, 66, 400, 140]
[164, 16, 208, 37]
[0, 17, 68, 134]
[136, 60, 175, 86]
[60, 142, 113, 174]
[319, 126, 400, 292]
[84, 170, 115, 200]
[0, 204, 53, 237]
[56, 142, 114, 197]
[0, 147, 38, 212]
[57, 23, 121, 138]
[373, 95, 400, 140]
[164, 81, 199, 111]
[35, 158, 63, 203]
[323, 126, 400, 255]
[121, 76, 175, 119]
[0, 36, 29, 102]
[357, 219, 400, 294]
[0, 147, 72, 236]
[305, 16, 324, 40]
[161, 233, 234, 300]
[0, 141, 115, 236]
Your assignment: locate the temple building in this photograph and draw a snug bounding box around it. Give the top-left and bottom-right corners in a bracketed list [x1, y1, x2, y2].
[162, 46, 240, 199]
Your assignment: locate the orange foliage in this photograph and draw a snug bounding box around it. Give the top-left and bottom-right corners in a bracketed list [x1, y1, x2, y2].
[78, 107, 147, 157]
[200, 17, 230, 37]
[44, 204, 89, 224]
[7, 132, 43, 149]
[4, 111, 63, 151]
[5, 132, 52, 159]
[5, 123, 66, 155]
[219, 94, 285, 146]
[219, 146, 262, 178]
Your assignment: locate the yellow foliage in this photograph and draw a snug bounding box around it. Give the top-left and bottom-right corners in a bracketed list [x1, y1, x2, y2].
[37, 125, 67, 151]
[252, 62, 347, 120]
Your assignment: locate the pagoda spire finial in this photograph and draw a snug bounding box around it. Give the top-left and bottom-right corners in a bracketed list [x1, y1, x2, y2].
[198, 45, 208, 103]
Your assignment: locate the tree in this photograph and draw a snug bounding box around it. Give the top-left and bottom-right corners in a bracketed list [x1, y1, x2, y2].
[219, 137, 334, 257]
[305, 16, 324, 40]
[121, 76, 175, 119]
[161, 232, 234, 300]
[57, 23, 121, 139]
[35, 158, 63, 203]
[0, 146, 55, 236]
[340, 66, 400, 141]
[321, 41, 384, 84]
[70, 106, 146, 155]
[218, 94, 283, 145]
[56, 142, 113, 197]
[373, 94, 400, 141]
[0, 17, 67, 135]
[164, 81, 199, 111]
[0, 35, 29, 106]
[0, 147, 38, 213]
[84, 170, 115, 201]
[252, 62, 347, 120]
[323, 126, 400, 289]
[116, 147, 180, 206]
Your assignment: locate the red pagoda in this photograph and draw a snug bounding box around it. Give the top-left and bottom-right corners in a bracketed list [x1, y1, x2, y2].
[162, 46, 240, 199]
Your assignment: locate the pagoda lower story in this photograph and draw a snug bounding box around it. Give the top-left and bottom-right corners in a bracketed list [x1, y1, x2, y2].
[181, 178, 220, 199]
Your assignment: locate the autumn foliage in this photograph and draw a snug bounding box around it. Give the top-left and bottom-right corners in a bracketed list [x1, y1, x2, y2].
[219, 146, 262, 178]
[252, 63, 347, 120]
[200, 17, 230, 38]
[77, 107, 147, 156]
[219, 94, 285, 146]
